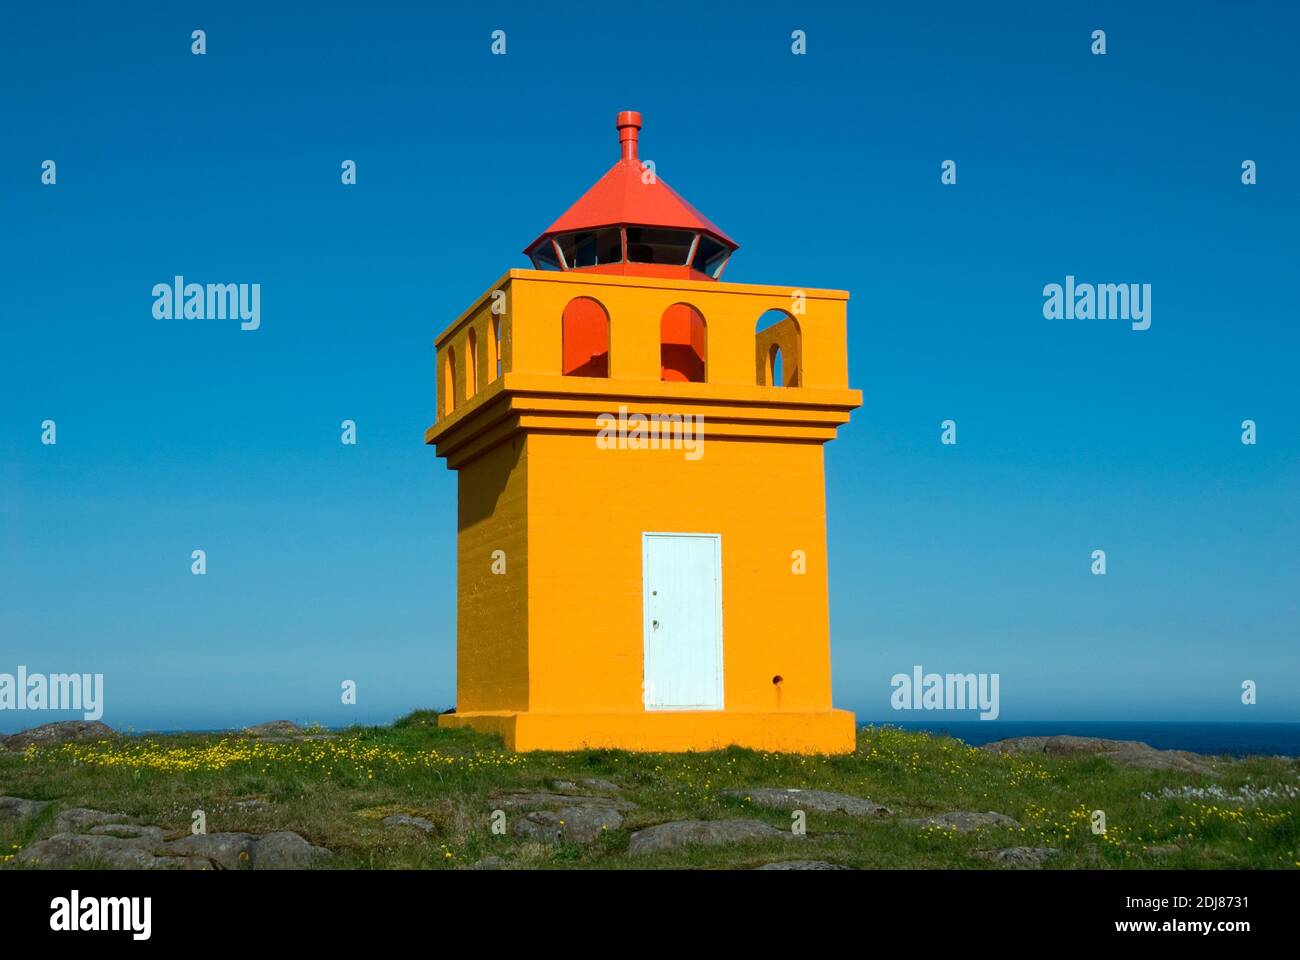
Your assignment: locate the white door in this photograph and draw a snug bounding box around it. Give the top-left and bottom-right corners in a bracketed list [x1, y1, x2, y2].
[642, 533, 723, 710]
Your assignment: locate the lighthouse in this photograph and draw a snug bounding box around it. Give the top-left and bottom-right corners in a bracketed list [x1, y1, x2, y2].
[428, 112, 861, 753]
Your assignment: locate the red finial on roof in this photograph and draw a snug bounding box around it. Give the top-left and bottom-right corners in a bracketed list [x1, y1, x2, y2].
[617, 111, 641, 161]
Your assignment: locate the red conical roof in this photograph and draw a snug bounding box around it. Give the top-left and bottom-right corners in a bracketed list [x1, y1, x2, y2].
[537, 158, 735, 243]
[524, 112, 737, 266]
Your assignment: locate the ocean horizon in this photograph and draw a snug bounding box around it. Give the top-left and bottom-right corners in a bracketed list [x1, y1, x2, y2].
[869, 720, 1300, 758]
[9, 717, 1297, 760]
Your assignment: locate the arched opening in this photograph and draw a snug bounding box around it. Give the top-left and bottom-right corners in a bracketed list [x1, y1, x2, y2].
[489, 314, 501, 381]
[466, 328, 478, 398]
[755, 309, 801, 387]
[443, 346, 456, 414]
[562, 297, 610, 377]
[660, 303, 706, 382]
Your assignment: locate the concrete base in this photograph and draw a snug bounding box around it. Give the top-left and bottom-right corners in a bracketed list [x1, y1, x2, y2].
[438, 708, 857, 754]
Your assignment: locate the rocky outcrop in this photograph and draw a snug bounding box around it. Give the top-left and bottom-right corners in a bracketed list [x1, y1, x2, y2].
[491, 784, 632, 845]
[9, 800, 330, 870]
[981, 736, 1218, 775]
[628, 819, 797, 855]
[755, 860, 850, 870]
[250, 831, 331, 869]
[905, 811, 1020, 833]
[550, 778, 622, 794]
[55, 808, 129, 832]
[975, 846, 1059, 867]
[0, 796, 52, 822]
[577, 778, 621, 793]
[18, 832, 211, 870]
[382, 814, 435, 834]
[87, 824, 165, 842]
[511, 806, 623, 844]
[1, 721, 114, 751]
[166, 832, 257, 869]
[721, 787, 891, 817]
[242, 720, 302, 736]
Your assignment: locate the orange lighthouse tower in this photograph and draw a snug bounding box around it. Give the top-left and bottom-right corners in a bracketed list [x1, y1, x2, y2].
[428, 112, 861, 753]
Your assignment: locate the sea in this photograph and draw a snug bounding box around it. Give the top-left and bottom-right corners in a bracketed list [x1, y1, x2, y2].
[867, 721, 1300, 758]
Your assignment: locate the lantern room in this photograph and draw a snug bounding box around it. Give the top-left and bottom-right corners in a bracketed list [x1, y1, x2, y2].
[524, 112, 737, 283]
[428, 111, 862, 754]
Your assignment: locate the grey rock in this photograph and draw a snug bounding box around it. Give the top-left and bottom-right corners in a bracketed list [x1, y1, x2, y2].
[19, 818, 329, 871]
[469, 855, 508, 870]
[905, 811, 1020, 833]
[0, 796, 52, 822]
[722, 787, 891, 817]
[89, 824, 165, 842]
[242, 720, 304, 738]
[166, 832, 257, 870]
[976, 846, 1060, 867]
[755, 860, 851, 870]
[17, 833, 207, 870]
[547, 777, 621, 794]
[548, 778, 621, 795]
[511, 806, 623, 844]
[628, 819, 796, 855]
[382, 814, 435, 834]
[55, 808, 131, 832]
[981, 735, 1218, 776]
[251, 831, 331, 870]
[1, 721, 114, 751]
[489, 790, 637, 813]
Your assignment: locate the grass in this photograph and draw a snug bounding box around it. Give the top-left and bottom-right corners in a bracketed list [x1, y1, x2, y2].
[2, 712, 1297, 869]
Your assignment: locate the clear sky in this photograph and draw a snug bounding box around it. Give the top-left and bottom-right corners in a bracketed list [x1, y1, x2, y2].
[2, 1, 1297, 731]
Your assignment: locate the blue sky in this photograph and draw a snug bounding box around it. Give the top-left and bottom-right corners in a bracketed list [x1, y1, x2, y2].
[2, 1, 1297, 731]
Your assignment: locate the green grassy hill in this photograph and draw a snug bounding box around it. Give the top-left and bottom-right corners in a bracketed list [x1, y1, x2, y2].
[2, 713, 1297, 869]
